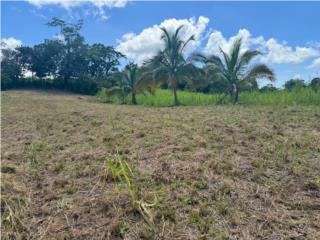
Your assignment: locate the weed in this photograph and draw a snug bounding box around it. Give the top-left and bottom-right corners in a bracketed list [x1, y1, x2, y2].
[105, 154, 158, 232]
[290, 160, 303, 176]
[1, 197, 28, 235]
[53, 160, 65, 173]
[57, 198, 71, 211]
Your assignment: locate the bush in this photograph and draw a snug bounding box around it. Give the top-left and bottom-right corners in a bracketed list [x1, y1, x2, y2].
[310, 77, 320, 92]
[284, 79, 305, 91]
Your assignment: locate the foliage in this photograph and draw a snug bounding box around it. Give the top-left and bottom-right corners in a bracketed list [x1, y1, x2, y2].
[98, 88, 320, 106]
[310, 77, 320, 92]
[1, 17, 124, 94]
[260, 83, 277, 92]
[106, 155, 157, 231]
[107, 63, 155, 104]
[238, 87, 320, 105]
[192, 38, 275, 104]
[1, 45, 22, 90]
[147, 25, 201, 105]
[284, 78, 305, 91]
[2, 17, 319, 107]
[1, 196, 28, 239]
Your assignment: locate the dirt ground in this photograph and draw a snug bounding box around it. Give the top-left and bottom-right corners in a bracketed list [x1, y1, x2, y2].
[1, 90, 320, 239]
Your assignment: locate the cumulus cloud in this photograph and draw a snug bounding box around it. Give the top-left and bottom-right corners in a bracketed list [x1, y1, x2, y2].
[1, 37, 22, 50]
[204, 28, 264, 56]
[116, 16, 209, 65]
[308, 58, 320, 69]
[204, 28, 319, 65]
[261, 39, 319, 64]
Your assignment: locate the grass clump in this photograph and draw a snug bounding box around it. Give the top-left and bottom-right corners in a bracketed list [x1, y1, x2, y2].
[1, 196, 29, 239]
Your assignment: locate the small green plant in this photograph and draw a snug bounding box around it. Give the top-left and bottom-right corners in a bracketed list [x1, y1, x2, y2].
[29, 143, 39, 166]
[107, 115, 116, 130]
[27, 143, 45, 178]
[2, 197, 28, 235]
[105, 154, 157, 230]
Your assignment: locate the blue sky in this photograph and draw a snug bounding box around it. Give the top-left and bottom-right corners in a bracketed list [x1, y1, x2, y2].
[2, 1, 320, 87]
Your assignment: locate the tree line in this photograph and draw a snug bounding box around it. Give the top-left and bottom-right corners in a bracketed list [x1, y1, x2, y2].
[1, 18, 320, 104]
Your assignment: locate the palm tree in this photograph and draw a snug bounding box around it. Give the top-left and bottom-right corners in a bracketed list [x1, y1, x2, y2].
[108, 63, 155, 105]
[148, 25, 199, 105]
[193, 38, 275, 104]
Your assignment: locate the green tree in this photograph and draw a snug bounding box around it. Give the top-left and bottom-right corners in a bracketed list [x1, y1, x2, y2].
[108, 63, 155, 104]
[284, 78, 305, 91]
[87, 44, 124, 78]
[47, 18, 87, 87]
[148, 25, 199, 105]
[260, 84, 277, 92]
[1, 43, 22, 89]
[32, 40, 63, 78]
[193, 38, 275, 104]
[310, 77, 320, 92]
[46, 18, 124, 92]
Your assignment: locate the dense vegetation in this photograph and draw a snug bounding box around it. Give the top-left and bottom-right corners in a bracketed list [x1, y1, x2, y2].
[98, 88, 320, 106]
[1, 18, 124, 94]
[1, 17, 319, 105]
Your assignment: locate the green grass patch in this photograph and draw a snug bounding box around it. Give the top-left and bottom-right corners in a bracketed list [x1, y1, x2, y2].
[97, 88, 320, 106]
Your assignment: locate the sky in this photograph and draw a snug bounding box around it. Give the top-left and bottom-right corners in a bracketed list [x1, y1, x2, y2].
[1, 0, 320, 87]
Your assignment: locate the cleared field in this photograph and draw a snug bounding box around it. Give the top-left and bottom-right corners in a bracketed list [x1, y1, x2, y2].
[1, 90, 320, 239]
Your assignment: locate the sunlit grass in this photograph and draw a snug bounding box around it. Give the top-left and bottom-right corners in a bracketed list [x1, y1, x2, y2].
[97, 88, 320, 106]
[238, 88, 320, 105]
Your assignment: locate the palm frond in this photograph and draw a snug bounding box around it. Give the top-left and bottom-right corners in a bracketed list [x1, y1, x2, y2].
[241, 64, 275, 83]
[236, 50, 261, 73]
[135, 70, 158, 94]
[174, 25, 185, 40]
[153, 66, 169, 85]
[207, 55, 226, 71]
[220, 47, 231, 72]
[160, 27, 172, 50]
[229, 38, 242, 72]
[181, 35, 195, 52]
[106, 86, 129, 97]
[189, 53, 207, 63]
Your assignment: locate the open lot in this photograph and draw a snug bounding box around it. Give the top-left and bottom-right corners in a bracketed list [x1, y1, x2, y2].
[1, 90, 320, 239]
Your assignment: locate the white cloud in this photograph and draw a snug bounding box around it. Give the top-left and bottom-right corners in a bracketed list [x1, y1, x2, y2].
[1, 37, 22, 50]
[116, 16, 209, 65]
[204, 28, 319, 65]
[261, 39, 319, 64]
[308, 58, 320, 69]
[307, 41, 320, 49]
[27, 0, 128, 8]
[204, 28, 264, 56]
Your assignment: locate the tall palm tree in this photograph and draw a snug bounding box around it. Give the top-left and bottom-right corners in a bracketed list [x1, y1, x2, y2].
[108, 63, 154, 105]
[148, 25, 199, 105]
[193, 38, 275, 104]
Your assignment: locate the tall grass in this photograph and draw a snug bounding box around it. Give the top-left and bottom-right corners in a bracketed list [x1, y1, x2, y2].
[239, 88, 320, 106]
[97, 88, 320, 106]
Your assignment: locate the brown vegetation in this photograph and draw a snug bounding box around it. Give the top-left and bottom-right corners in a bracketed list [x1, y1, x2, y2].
[1, 90, 320, 239]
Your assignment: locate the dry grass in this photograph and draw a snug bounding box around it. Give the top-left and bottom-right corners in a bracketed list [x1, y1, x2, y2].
[1, 90, 320, 239]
